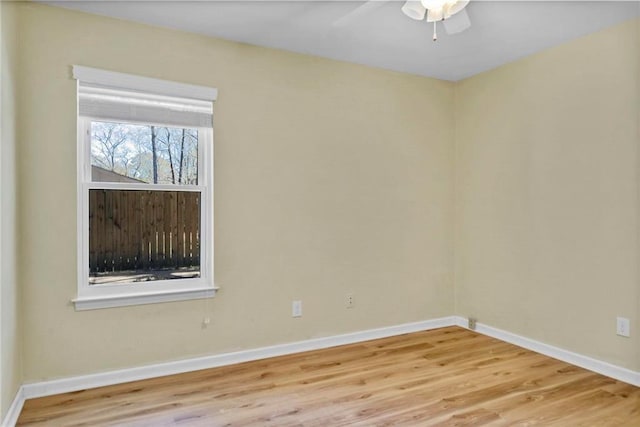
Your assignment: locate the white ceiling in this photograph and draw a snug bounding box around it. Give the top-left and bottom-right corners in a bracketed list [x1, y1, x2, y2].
[45, 1, 639, 81]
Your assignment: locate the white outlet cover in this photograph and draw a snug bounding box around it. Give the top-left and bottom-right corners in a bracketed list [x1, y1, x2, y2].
[346, 293, 355, 309]
[292, 300, 302, 318]
[616, 317, 630, 337]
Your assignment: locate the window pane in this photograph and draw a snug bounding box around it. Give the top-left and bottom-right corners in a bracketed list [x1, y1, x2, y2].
[89, 189, 201, 285]
[90, 121, 198, 185]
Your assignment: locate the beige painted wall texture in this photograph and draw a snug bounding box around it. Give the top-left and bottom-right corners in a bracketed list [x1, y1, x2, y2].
[10, 2, 640, 388]
[17, 3, 455, 382]
[637, 12, 640, 372]
[455, 18, 640, 370]
[1, 0, 23, 418]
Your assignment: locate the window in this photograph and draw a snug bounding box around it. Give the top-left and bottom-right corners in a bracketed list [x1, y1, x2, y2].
[73, 66, 218, 310]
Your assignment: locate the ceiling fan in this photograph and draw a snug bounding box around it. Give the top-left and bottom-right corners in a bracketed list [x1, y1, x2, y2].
[335, 0, 472, 41]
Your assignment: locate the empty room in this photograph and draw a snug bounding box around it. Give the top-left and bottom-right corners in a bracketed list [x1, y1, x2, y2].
[1, 0, 639, 425]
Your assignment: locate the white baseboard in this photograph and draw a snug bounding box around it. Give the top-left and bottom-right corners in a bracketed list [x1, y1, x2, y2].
[21, 316, 457, 400]
[1, 387, 24, 427]
[452, 316, 640, 387]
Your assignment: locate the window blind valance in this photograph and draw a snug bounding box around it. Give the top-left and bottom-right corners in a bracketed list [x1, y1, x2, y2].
[73, 66, 216, 129]
[78, 83, 213, 128]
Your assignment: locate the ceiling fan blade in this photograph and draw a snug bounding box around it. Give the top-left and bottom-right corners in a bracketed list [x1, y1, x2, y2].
[443, 8, 471, 35]
[333, 1, 391, 27]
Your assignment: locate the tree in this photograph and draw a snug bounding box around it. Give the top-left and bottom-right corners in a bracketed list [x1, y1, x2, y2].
[91, 122, 128, 171]
[151, 126, 159, 184]
[91, 122, 198, 185]
[178, 129, 186, 184]
[158, 127, 177, 184]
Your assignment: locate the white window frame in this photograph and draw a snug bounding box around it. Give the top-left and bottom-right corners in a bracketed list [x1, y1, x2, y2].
[72, 66, 218, 310]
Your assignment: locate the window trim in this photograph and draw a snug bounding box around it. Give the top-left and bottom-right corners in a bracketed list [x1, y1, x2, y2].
[73, 68, 217, 310]
[72, 65, 218, 102]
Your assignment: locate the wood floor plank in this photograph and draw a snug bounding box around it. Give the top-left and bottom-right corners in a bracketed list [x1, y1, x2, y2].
[17, 327, 640, 426]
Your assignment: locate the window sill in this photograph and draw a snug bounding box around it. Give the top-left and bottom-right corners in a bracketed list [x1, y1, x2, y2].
[73, 286, 218, 311]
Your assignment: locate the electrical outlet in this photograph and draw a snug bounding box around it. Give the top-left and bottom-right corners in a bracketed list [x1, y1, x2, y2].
[616, 317, 630, 337]
[202, 317, 211, 329]
[468, 317, 477, 330]
[346, 293, 355, 309]
[292, 300, 302, 318]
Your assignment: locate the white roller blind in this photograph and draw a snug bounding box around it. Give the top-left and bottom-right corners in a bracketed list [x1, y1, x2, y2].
[74, 66, 216, 129]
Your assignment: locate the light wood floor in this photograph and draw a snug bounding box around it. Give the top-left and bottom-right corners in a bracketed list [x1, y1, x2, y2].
[17, 327, 640, 426]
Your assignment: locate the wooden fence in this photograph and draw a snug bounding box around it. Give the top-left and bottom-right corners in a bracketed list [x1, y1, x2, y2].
[89, 189, 200, 273]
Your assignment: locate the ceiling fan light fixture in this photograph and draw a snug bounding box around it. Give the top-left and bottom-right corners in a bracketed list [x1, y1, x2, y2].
[420, 0, 449, 10]
[426, 8, 444, 22]
[421, 0, 469, 19]
[445, 0, 470, 17]
[401, 1, 427, 20]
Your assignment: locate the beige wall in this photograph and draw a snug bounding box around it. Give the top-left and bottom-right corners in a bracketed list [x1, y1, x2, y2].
[636, 12, 640, 373]
[1, 0, 23, 418]
[17, 3, 455, 382]
[9, 1, 639, 390]
[455, 18, 640, 370]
